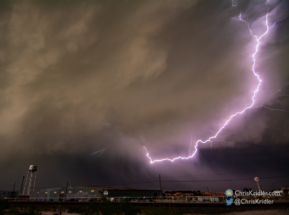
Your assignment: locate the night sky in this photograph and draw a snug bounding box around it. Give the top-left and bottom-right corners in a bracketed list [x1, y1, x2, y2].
[0, 0, 288, 193]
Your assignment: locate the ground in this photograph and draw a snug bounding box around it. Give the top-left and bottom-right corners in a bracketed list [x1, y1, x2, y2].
[41, 209, 289, 215]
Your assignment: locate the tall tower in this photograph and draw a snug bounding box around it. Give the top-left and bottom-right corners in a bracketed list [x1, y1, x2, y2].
[254, 177, 262, 191]
[23, 165, 37, 195]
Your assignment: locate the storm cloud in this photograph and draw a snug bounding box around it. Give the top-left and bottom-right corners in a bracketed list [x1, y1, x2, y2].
[0, 0, 288, 191]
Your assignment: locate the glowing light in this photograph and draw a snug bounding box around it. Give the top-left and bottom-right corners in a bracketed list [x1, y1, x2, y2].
[144, 11, 275, 164]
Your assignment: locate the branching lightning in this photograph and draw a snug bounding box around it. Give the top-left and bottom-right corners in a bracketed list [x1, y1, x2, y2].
[143, 8, 277, 164]
[90, 148, 106, 157]
[261, 106, 287, 112]
[256, 82, 288, 112]
[260, 82, 288, 105]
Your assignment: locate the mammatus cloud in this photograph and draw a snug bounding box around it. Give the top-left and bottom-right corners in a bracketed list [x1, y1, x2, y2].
[0, 0, 288, 193]
[0, 0, 288, 166]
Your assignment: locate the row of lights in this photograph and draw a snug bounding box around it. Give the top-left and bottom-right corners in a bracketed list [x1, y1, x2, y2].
[38, 190, 96, 194]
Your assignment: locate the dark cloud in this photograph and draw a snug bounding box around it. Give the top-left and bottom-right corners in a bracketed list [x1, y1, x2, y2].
[0, 0, 288, 191]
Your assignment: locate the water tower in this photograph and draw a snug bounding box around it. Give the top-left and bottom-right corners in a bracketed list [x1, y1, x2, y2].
[23, 165, 37, 195]
[254, 177, 262, 191]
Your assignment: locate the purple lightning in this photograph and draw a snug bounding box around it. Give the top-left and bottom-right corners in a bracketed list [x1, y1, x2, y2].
[90, 148, 107, 157]
[143, 12, 276, 164]
[260, 82, 288, 105]
[255, 82, 288, 112]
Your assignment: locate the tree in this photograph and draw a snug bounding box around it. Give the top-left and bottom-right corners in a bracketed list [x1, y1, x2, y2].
[243, 187, 249, 192]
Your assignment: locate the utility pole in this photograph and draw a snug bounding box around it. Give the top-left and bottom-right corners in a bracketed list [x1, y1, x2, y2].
[20, 176, 25, 195]
[207, 187, 210, 193]
[64, 182, 68, 202]
[272, 183, 276, 190]
[11, 183, 16, 199]
[159, 175, 162, 199]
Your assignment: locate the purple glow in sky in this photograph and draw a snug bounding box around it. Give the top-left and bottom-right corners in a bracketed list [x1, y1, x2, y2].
[143, 7, 276, 164]
[0, 0, 288, 191]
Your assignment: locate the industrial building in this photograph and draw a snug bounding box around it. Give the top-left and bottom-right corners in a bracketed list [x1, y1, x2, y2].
[29, 186, 160, 201]
[0, 190, 19, 199]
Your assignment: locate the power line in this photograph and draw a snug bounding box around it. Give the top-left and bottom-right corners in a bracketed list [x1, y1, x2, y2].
[0, 175, 288, 189]
[160, 175, 289, 183]
[157, 170, 289, 179]
[101, 175, 289, 187]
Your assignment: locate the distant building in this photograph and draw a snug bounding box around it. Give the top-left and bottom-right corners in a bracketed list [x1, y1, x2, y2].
[29, 186, 160, 201]
[272, 190, 283, 195]
[0, 190, 19, 199]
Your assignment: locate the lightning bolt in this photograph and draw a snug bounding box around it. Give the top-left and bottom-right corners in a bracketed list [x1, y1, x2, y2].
[255, 82, 288, 112]
[261, 106, 287, 112]
[90, 148, 106, 157]
[261, 82, 288, 105]
[144, 10, 276, 163]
